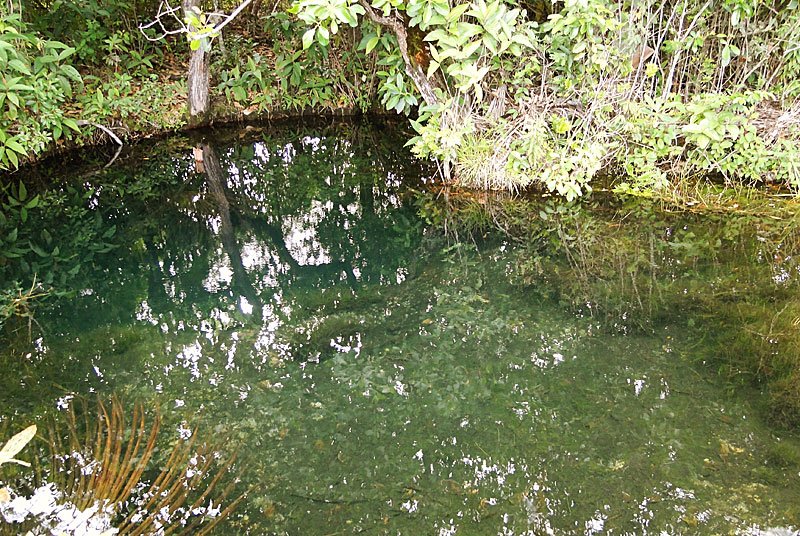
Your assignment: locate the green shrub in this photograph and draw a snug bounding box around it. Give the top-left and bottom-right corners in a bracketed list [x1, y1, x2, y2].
[0, 15, 81, 169]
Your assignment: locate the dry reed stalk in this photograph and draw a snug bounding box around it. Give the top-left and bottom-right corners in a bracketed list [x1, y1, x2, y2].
[2, 396, 246, 535]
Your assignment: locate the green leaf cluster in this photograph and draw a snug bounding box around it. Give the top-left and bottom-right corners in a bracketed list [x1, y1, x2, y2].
[0, 15, 82, 169]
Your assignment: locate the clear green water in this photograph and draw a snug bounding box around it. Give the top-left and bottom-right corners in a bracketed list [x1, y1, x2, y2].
[2, 122, 799, 535]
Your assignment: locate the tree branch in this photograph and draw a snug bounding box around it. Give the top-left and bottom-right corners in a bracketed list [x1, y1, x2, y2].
[139, 0, 253, 41]
[213, 0, 253, 32]
[358, 0, 440, 106]
[139, 0, 186, 41]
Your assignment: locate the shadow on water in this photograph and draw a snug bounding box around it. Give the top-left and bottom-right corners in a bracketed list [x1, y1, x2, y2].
[1, 119, 800, 534]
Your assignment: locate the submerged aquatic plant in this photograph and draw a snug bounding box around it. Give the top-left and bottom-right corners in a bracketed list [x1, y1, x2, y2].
[0, 397, 245, 535]
[0, 277, 50, 336]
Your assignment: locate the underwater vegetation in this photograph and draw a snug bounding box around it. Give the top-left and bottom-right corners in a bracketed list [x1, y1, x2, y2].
[418, 189, 800, 427]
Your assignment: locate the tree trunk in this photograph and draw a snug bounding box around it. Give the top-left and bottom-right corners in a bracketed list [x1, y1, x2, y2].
[201, 142, 262, 321]
[358, 1, 441, 107]
[183, 0, 211, 126]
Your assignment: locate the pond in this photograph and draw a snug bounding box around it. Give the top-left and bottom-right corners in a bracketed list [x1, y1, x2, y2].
[1, 120, 799, 535]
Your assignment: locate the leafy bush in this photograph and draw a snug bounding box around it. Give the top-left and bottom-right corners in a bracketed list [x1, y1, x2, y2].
[0, 15, 82, 169]
[617, 92, 800, 193]
[210, 11, 380, 114]
[77, 73, 186, 132]
[284, 0, 800, 197]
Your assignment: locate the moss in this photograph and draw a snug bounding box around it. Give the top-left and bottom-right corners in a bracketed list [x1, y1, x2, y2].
[765, 441, 800, 469]
[709, 300, 800, 426]
[769, 371, 800, 427]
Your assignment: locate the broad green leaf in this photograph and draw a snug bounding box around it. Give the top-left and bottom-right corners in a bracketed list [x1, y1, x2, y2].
[721, 44, 732, 68]
[460, 40, 482, 59]
[511, 32, 533, 49]
[446, 3, 470, 22]
[63, 118, 80, 132]
[350, 4, 366, 17]
[5, 137, 25, 155]
[43, 40, 70, 50]
[317, 25, 330, 46]
[7, 58, 30, 75]
[57, 46, 76, 60]
[302, 28, 316, 50]
[433, 0, 450, 17]
[60, 65, 82, 83]
[429, 43, 442, 62]
[424, 29, 448, 42]
[30, 243, 48, 257]
[232, 85, 247, 101]
[365, 36, 380, 54]
[386, 93, 400, 111]
[340, 7, 358, 26]
[455, 22, 482, 40]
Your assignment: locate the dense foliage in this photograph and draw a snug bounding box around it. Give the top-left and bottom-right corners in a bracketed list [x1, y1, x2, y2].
[0, 2, 186, 169]
[0, 0, 797, 195]
[0, 15, 81, 169]
[285, 0, 800, 197]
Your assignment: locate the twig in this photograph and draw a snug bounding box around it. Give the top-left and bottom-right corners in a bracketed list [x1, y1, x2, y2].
[662, 0, 711, 100]
[75, 120, 124, 146]
[214, 0, 253, 33]
[139, 0, 186, 41]
[75, 120, 124, 168]
[139, 0, 253, 41]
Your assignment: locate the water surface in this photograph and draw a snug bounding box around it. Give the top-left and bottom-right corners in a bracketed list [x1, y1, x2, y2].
[1, 121, 799, 535]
